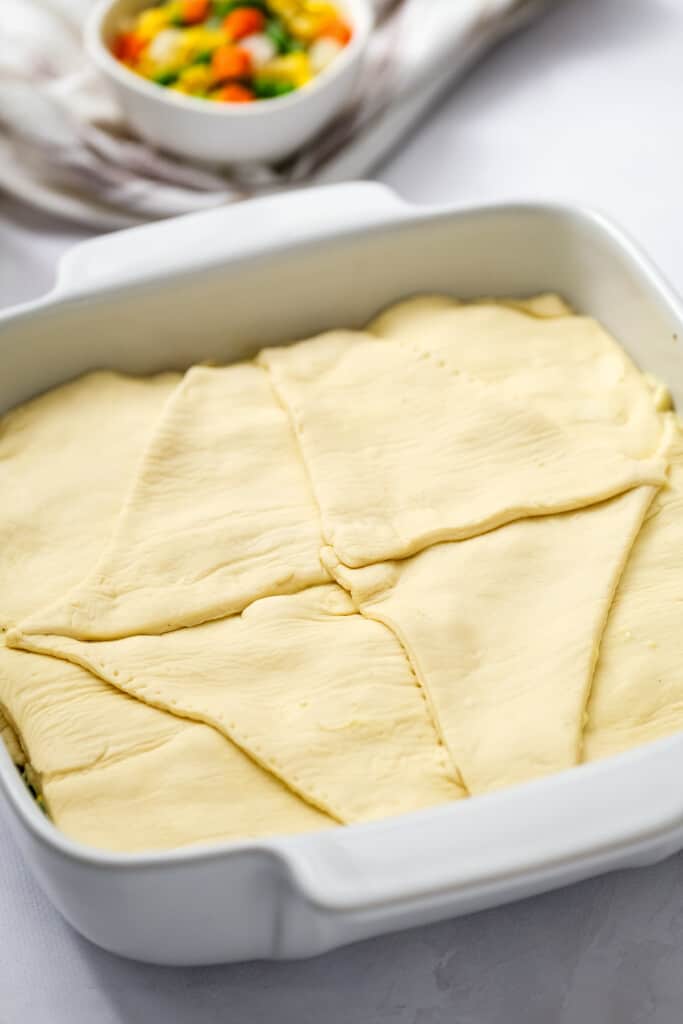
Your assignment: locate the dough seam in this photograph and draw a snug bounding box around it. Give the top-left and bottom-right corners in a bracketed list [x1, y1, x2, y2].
[374, 615, 468, 794]
[31, 732, 183, 787]
[331, 476, 667, 571]
[349, 603, 471, 796]
[319, 549, 468, 794]
[260, 358, 337, 552]
[261, 362, 332, 554]
[575, 486, 661, 761]
[7, 631, 349, 827]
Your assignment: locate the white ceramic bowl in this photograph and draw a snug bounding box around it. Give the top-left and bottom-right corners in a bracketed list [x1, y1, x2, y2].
[85, 0, 372, 165]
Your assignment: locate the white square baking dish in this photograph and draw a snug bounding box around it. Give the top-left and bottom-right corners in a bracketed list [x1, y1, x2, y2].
[2, 182, 683, 966]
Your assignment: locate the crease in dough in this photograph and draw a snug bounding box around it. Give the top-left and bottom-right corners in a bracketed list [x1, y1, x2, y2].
[321, 484, 657, 794]
[9, 584, 466, 825]
[18, 364, 330, 641]
[0, 640, 332, 851]
[0, 370, 332, 850]
[46, 724, 330, 853]
[0, 370, 181, 629]
[583, 419, 683, 761]
[259, 326, 667, 569]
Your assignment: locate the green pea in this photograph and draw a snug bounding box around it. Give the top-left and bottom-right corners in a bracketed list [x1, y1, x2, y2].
[153, 69, 180, 85]
[267, 17, 303, 54]
[252, 77, 297, 99]
[213, 0, 268, 16]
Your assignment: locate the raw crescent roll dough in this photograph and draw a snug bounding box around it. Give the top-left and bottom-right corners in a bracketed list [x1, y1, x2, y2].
[584, 422, 683, 760]
[4, 297, 681, 853]
[369, 297, 668, 460]
[19, 364, 329, 641]
[11, 584, 465, 824]
[322, 485, 656, 794]
[0, 643, 330, 851]
[0, 371, 331, 850]
[0, 370, 179, 628]
[259, 328, 667, 568]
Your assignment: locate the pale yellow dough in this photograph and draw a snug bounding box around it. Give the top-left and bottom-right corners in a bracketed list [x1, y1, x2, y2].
[0, 370, 178, 628]
[19, 364, 329, 641]
[322, 486, 656, 794]
[4, 295, 682, 854]
[0, 643, 330, 850]
[259, 325, 667, 568]
[0, 372, 331, 850]
[14, 584, 464, 823]
[369, 297, 669, 459]
[584, 422, 683, 760]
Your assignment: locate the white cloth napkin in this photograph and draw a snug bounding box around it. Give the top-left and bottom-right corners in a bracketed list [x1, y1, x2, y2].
[0, 0, 555, 228]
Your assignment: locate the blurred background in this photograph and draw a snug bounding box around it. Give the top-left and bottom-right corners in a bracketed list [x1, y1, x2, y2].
[3, 0, 682, 307]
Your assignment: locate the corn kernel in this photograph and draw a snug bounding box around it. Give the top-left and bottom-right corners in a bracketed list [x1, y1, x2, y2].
[177, 26, 226, 62]
[268, 0, 302, 31]
[290, 14, 320, 39]
[136, 8, 172, 40]
[260, 52, 312, 86]
[305, 1, 338, 15]
[176, 64, 213, 92]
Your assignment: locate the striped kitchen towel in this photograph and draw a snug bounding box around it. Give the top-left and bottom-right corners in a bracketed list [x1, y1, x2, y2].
[0, 0, 557, 227]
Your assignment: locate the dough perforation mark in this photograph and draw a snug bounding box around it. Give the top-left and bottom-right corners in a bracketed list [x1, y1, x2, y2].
[362, 613, 469, 795]
[9, 636, 348, 826]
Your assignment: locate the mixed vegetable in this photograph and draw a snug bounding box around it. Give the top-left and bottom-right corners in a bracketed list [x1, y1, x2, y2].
[112, 1, 353, 103]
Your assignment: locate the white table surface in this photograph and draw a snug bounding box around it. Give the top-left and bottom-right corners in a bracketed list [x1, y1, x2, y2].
[2, 0, 683, 1020]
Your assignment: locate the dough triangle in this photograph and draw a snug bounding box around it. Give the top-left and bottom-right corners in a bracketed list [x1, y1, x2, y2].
[0, 371, 331, 850]
[369, 297, 668, 460]
[0, 642, 331, 851]
[322, 485, 656, 794]
[260, 328, 667, 568]
[9, 584, 465, 824]
[0, 370, 180, 628]
[584, 420, 683, 760]
[18, 364, 329, 641]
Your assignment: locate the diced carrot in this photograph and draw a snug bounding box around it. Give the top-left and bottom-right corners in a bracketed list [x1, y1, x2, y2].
[223, 7, 266, 41]
[316, 16, 352, 45]
[181, 0, 210, 24]
[211, 45, 252, 82]
[112, 32, 147, 63]
[112, 34, 127, 59]
[217, 83, 255, 102]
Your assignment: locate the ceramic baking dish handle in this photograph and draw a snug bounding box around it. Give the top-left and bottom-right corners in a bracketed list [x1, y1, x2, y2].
[284, 735, 683, 911]
[50, 182, 412, 302]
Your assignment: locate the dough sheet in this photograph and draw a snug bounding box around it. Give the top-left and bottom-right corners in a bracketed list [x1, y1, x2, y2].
[259, 324, 667, 568]
[3, 295, 681, 852]
[0, 371, 331, 849]
[583, 423, 683, 760]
